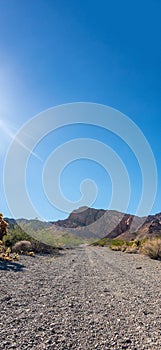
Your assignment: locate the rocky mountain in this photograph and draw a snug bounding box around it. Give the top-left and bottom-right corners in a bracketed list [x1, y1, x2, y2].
[53, 207, 161, 240]
[4, 208, 161, 243]
[54, 206, 105, 228]
[136, 212, 161, 239]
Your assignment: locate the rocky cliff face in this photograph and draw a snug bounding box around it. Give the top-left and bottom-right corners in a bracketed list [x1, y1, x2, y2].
[105, 214, 138, 240]
[54, 207, 161, 240]
[136, 213, 161, 239]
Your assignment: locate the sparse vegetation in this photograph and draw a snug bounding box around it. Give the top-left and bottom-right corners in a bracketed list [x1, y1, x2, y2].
[92, 237, 109, 247]
[12, 240, 33, 254]
[4, 224, 32, 247]
[3, 213, 161, 260]
[93, 238, 134, 249]
[3, 222, 60, 255]
[110, 239, 128, 250]
[93, 237, 161, 258]
[141, 238, 161, 260]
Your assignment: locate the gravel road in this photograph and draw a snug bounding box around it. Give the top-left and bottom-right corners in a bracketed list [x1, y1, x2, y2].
[0, 245, 161, 349]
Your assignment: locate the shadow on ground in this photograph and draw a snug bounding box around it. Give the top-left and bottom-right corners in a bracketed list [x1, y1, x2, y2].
[0, 259, 25, 272]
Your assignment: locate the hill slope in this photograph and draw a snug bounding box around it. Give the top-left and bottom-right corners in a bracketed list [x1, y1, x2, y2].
[4, 208, 161, 246]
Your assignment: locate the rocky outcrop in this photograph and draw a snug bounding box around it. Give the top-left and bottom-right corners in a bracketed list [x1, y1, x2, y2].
[136, 213, 161, 239]
[54, 206, 105, 228]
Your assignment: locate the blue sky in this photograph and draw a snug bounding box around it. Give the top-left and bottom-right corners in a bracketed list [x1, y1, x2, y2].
[0, 0, 161, 220]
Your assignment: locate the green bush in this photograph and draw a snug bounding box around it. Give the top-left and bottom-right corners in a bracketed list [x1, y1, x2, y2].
[3, 225, 59, 254]
[92, 237, 108, 247]
[4, 225, 32, 247]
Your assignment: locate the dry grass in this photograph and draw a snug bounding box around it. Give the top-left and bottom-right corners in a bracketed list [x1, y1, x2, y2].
[124, 245, 138, 254]
[141, 239, 161, 260]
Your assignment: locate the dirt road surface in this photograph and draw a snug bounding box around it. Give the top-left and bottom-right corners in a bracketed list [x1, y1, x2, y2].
[0, 245, 161, 349]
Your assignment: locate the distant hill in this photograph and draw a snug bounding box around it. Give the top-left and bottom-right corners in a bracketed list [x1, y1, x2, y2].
[4, 207, 161, 246]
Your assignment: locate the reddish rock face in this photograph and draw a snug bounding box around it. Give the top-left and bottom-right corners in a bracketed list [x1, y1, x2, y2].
[55, 207, 105, 228]
[106, 214, 135, 239]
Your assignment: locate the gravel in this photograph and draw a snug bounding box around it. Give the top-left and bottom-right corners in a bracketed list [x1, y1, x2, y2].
[0, 245, 161, 349]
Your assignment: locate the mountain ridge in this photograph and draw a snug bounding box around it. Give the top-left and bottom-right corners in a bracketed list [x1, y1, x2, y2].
[4, 207, 161, 242]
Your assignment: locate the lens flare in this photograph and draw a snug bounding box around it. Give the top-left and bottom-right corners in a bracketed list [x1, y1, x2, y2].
[0, 119, 41, 161]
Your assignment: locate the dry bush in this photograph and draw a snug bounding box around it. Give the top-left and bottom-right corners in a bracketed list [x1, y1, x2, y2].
[141, 239, 161, 260]
[110, 245, 122, 251]
[12, 239, 60, 255]
[12, 240, 32, 254]
[31, 240, 60, 254]
[110, 240, 140, 254]
[124, 245, 138, 254]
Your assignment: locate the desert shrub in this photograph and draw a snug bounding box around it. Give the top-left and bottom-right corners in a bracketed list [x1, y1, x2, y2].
[122, 240, 141, 253]
[110, 239, 125, 246]
[110, 245, 122, 251]
[12, 240, 32, 254]
[0, 240, 19, 261]
[124, 245, 138, 254]
[141, 239, 161, 260]
[4, 226, 61, 255]
[133, 239, 142, 247]
[110, 240, 141, 253]
[93, 238, 134, 249]
[12, 238, 60, 255]
[4, 226, 32, 247]
[31, 240, 60, 254]
[109, 239, 125, 251]
[92, 237, 108, 247]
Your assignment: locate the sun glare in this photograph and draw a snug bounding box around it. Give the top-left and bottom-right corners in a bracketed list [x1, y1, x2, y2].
[0, 119, 14, 139]
[0, 119, 42, 161]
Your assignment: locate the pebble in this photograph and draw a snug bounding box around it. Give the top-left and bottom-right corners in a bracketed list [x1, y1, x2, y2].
[0, 246, 161, 349]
